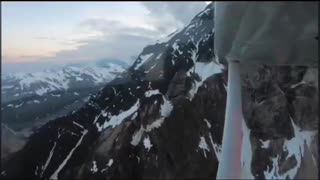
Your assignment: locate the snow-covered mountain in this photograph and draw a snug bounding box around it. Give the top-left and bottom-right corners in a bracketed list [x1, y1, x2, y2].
[1, 60, 128, 141]
[2, 60, 127, 103]
[1, 3, 318, 180]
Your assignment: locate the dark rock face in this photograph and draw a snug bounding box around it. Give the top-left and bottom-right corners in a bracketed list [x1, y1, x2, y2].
[1, 3, 317, 180]
[241, 65, 318, 179]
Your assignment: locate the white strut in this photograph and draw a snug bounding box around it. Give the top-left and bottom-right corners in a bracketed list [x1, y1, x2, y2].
[216, 60, 244, 179]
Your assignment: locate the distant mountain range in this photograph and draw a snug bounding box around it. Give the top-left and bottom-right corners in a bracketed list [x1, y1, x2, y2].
[2, 59, 128, 103]
[1, 60, 128, 136]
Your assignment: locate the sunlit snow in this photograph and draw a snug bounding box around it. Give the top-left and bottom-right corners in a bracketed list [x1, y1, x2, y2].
[263, 117, 317, 179]
[90, 161, 98, 173]
[134, 53, 154, 70]
[198, 136, 210, 158]
[96, 100, 140, 131]
[143, 136, 153, 152]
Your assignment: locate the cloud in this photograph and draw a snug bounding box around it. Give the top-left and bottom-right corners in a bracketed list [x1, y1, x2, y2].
[2, 55, 53, 64]
[77, 18, 160, 39]
[59, 2, 207, 64]
[13, 2, 207, 67]
[43, 32, 155, 65]
[33, 36, 58, 40]
[32, 18, 163, 65]
[141, 2, 207, 28]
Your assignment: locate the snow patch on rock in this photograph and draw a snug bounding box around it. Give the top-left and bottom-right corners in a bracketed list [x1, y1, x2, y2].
[143, 136, 153, 152]
[107, 159, 113, 167]
[188, 61, 224, 100]
[209, 133, 221, 162]
[135, 53, 154, 70]
[160, 97, 173, 117]
[198, 136, 210, 158]
[90, 161, 98, 174]
[203, 118, 211, 128]
[260, 139, 271, 149]
[241, 119, 254, 179]
[145, 89, 161, 97]
[131, 127, 144, 146]
[264, 117, 317, 179]
[96, 100, 140, 131]
[146, 118, 165, 132]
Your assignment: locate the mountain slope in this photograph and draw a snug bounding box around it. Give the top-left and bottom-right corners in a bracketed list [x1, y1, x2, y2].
[1, 3, 318, 180]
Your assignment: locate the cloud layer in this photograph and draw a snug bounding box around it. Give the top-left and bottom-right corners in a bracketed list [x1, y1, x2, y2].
[3, 2, 208, 71]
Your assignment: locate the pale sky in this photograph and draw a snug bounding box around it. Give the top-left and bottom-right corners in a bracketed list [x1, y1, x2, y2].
[2, 2, 211, 66]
